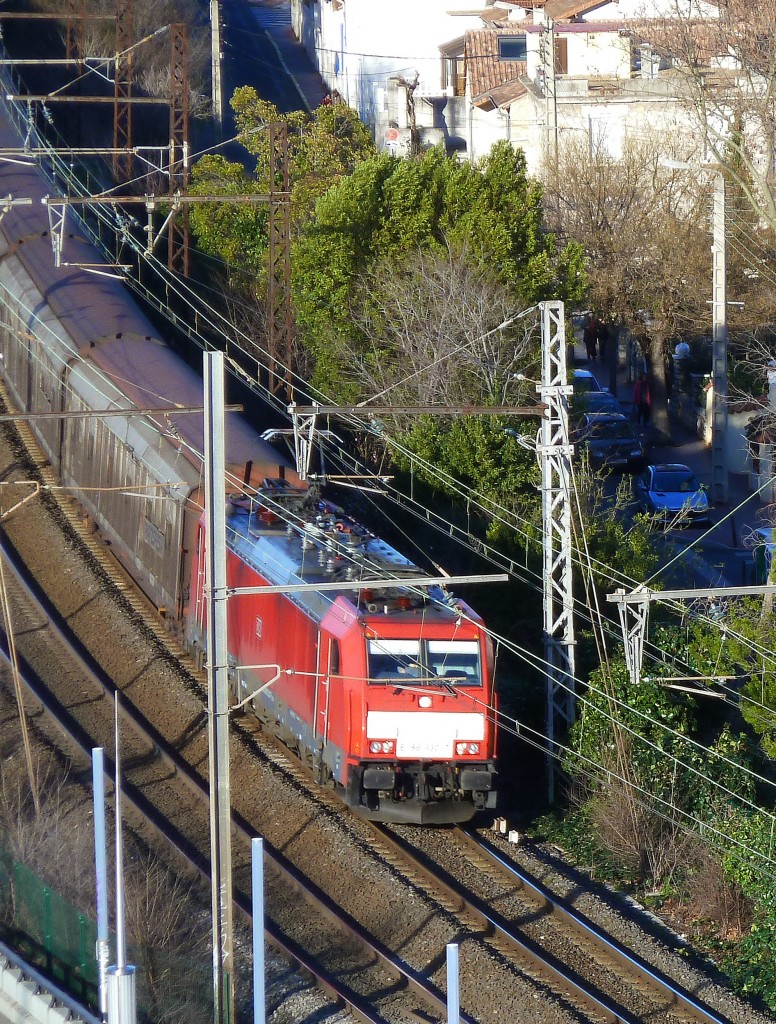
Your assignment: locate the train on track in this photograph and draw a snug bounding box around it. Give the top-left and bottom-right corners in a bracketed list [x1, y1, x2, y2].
[0, 95, 497, 824]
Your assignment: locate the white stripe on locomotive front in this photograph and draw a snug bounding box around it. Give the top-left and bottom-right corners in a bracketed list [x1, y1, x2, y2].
[366, 711, 485, 758]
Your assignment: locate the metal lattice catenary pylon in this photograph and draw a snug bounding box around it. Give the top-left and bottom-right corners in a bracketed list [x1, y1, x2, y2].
[538, 301, 575, 803]
[113, 0, 133, 184]
[168, 23, 190, 277]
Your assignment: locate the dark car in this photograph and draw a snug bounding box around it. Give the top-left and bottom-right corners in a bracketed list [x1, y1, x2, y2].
[575, 413, 646, 472]
[573, 390, 623, 417]
[634, 463, 711, 525]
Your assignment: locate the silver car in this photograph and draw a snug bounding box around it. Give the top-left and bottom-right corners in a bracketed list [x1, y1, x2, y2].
[634, 463, 711, 525]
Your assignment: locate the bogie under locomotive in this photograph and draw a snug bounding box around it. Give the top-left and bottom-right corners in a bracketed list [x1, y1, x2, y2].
[187, 483, 498, 824]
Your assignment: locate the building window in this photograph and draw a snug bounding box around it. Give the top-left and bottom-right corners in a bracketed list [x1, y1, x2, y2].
[498, 36, 527, 62]
[442, 54, 466, 96]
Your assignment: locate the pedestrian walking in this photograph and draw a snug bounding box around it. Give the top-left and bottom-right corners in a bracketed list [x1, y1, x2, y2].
[583, 318, 597, 361]
[633, 372, 652, 427]
[596, 318, 609, 362]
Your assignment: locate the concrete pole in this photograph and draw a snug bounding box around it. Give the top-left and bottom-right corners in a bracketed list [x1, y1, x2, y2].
[210, 0, 224, 141]
[204, 352, 235, 1024]
[711, 171, 728, 504]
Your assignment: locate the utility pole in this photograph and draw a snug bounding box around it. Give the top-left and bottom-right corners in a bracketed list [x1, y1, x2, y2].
[662, 160, 728, 503]
[711, 171, 728, 504]
[113, 0, 133, 183]
[540, 14, 558, 201]
[267, 123, 292, 395]
[607, 583, 776, 685]
[210, 0, 224, 141]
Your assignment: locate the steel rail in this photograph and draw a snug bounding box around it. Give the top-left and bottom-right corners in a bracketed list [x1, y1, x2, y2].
[459, 828, 733, 1024]
[0, 534, 458, 1024]
[372, 823, 637, 1024]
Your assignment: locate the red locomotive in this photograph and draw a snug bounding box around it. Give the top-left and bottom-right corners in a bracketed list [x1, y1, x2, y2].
[187, 481, 498, 823]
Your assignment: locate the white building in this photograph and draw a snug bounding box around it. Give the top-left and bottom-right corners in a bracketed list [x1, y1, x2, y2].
[291, 0, 721, 171]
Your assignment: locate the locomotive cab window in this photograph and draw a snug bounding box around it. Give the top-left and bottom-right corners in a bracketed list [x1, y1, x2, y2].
[368, 639, 422, 682]
[428, 640, 480, 683]
[368, 638, 481, 685]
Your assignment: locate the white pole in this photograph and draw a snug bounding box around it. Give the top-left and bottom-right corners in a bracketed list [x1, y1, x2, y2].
[107, 694, 137, 1024]
[114, 696, 125, 970]
[92, 748, 110, 1022]
[252, 838, 265, 1024]
[446, 943, 460, 1024]
[205, 352, 235, 1024]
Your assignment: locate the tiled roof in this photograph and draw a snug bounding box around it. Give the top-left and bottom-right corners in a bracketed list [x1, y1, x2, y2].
[465, 27, 528, 104]
[480, 7, 512, 24]
[478, 79, 528, 107]
[544, 0, 611, 18]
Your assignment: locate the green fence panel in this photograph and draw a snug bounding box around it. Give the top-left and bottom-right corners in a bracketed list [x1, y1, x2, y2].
[0, 843, 215, 1023]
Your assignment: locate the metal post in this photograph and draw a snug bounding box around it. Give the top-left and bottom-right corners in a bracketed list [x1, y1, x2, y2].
[251, 838, 265, 1024]
[92, 748, 110, 1022]
[446, 943, 460, 1024]
[204, 352, 235, 1024]
[538, 301, 575, 802]
[711, 171, 728, 504]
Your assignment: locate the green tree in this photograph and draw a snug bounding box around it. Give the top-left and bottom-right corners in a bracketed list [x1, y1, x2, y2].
[292, 142, 585, 397]
[189, 93, 376, 281]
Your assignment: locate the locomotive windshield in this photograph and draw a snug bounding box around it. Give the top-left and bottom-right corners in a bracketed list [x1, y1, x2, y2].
[368, 638, 481, 685]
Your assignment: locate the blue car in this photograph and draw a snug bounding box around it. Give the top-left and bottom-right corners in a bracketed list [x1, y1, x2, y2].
[634, 463, 711, 525]
[572, 368, 604, 392]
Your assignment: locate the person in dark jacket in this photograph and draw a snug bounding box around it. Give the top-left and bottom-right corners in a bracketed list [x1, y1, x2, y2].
[583, 318, 597, 361]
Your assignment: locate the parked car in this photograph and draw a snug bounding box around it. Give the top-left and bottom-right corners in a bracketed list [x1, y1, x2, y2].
[572, 390, 623, 417]
[634, 463, 711, 525]
[572, 368, 604, 392]
[575, 413, 646, 472]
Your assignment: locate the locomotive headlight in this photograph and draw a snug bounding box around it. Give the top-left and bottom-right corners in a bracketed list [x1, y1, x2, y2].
[369, 740, 396, 754]
[455, 742, 480, 756]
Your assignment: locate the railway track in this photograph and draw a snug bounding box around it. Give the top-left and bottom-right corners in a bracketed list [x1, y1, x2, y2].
[0, 529, 467, 1024]
[0, 411, 758, 1024]
[0, 511, 713, 1024]
[375, 823, 735, 1024]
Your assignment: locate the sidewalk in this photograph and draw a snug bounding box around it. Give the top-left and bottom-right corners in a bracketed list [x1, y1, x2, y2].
[571, 329, 765, 587]
[252, 0, 327, 112]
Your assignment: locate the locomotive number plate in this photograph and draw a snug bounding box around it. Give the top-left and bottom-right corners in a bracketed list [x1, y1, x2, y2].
[397, 738, 451, 758]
